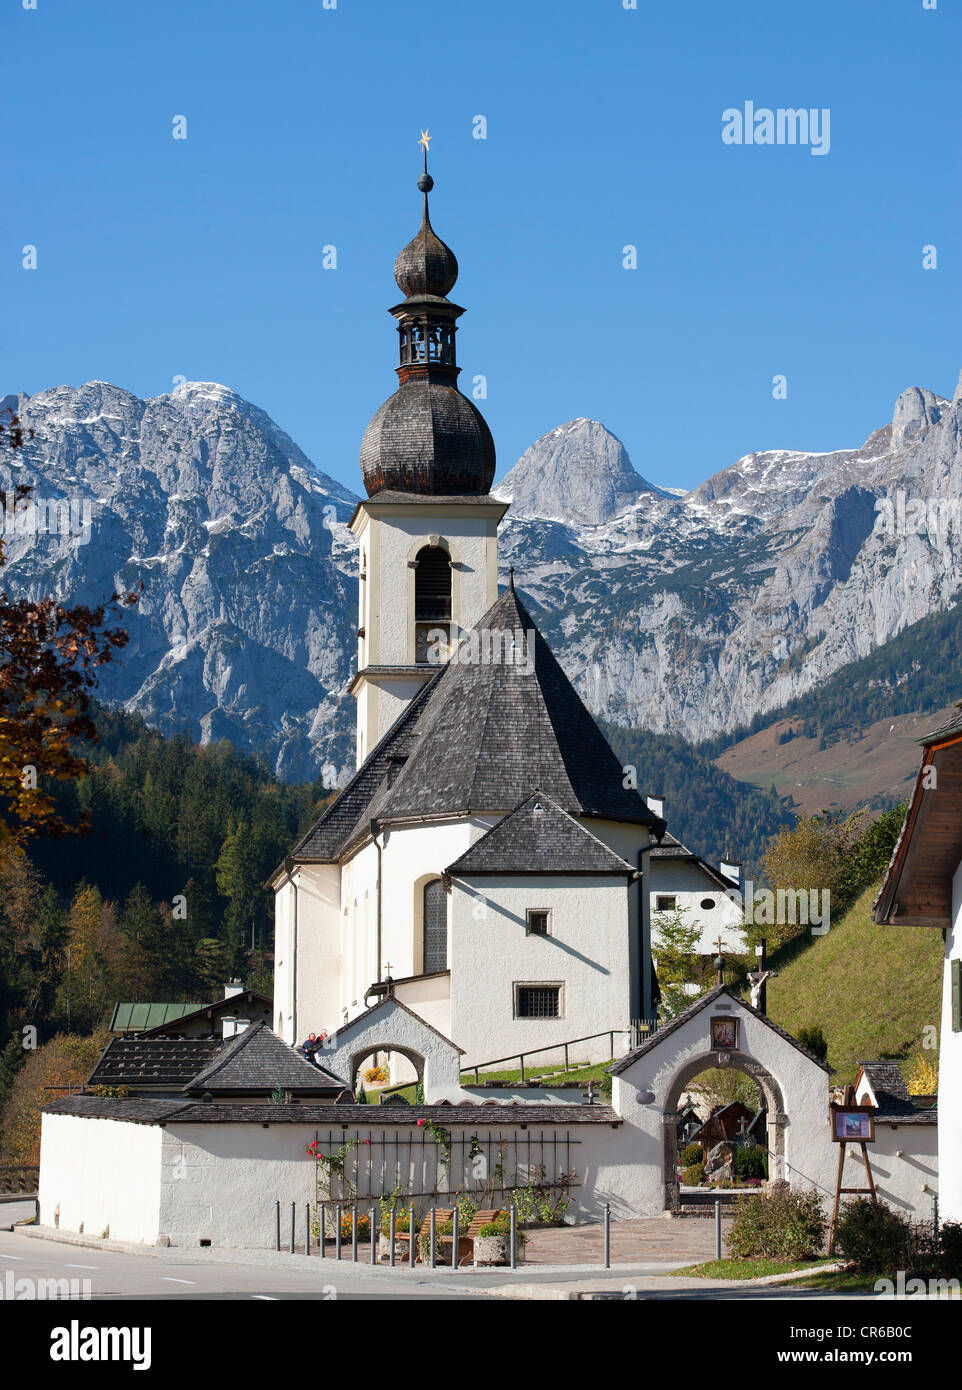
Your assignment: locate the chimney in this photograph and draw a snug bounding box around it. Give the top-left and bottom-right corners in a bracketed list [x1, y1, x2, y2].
[223, 979, 243, 1000]
[221, 1016, 251, 1039]
[719, 860, 742, 890]
[646, 794, 665, 820]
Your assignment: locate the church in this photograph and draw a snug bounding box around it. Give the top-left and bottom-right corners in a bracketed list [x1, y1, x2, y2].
[270, 148, 720, 1074]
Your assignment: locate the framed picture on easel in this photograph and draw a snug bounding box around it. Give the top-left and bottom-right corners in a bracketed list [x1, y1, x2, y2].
[830, 1106, 875, 1143]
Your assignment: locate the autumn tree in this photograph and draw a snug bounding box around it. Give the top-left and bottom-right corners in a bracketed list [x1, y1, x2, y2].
[0, 406, 140, 845]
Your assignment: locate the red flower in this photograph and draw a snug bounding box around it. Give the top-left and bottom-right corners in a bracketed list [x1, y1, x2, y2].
[417, 1118, 426, 1127]
[364, 1138, 371, 1145]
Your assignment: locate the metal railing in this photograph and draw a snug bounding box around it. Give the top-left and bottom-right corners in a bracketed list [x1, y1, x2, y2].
[460, 1023, 656, 1085]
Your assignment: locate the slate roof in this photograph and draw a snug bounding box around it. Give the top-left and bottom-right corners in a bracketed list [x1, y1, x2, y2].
[280, 587, 664, 875]
[43, 1095, 619, 1127]
[184, 1023, 344, 1096]
[86, 1037, 222, 1088]
[649, 832, 741, 893]
[607, 985, 834, 1075]
[856, 1060, 935, 1121]
[916, 706, 962, 745]
[445, 793, 635, 877]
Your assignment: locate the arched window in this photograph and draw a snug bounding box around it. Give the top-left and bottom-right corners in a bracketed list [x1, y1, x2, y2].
[414, 545, 451, 663]
[423, 878, 447, 974]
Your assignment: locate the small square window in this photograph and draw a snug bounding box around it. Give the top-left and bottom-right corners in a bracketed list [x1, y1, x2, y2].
[526, 909, 550, 936]
[515, 984, 563, 1019]
[656, 895, 677, 911]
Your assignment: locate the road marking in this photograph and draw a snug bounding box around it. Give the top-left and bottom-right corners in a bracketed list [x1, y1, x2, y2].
[251, 1294, 278, 1300]
[161, 1277, 196, 1284]
[65, 1263, 99, 1269]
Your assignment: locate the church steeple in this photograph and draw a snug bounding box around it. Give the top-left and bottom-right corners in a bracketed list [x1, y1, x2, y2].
[351, 135, 506, 766]
[359, 134, 496, 498]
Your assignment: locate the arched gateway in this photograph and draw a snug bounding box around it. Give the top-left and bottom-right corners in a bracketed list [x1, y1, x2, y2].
[607, 985, 833, 1215]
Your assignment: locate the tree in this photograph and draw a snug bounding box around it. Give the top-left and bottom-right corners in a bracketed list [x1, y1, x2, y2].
[0, 411, 140, 845]
[797, 1024, 829, 1062]
[686, 1067, 761, 1113]
[652, 907, 706, 1019]
[0, 1028, 109, 1166]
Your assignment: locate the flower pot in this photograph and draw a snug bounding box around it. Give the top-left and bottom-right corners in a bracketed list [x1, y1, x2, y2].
[474, 1235, 510, 1266]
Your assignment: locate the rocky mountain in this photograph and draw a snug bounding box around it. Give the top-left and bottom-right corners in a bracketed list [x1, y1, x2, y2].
[494, 417, 670, 524]
[1, 381, 359, 782]
[3, 372, 961, 787]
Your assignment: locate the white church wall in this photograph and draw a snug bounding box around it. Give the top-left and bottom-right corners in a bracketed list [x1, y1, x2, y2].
[649, 859, 744, 956]
[449, 875, 631, 1070]
[940, 858, 962, 1222]
[39, 1113, 163, 1243]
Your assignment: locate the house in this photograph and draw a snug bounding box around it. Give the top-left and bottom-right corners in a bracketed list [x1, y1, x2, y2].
[851, 1060, 939, 1217]
[85, 1023, 346, 1102]
[646, 811, 744, 964]
[109, 984, 273, 1040]
[688, 1101, 766, 1154]
[873, 706, 962, 1221]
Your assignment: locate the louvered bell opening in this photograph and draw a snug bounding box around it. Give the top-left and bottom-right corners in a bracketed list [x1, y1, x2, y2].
[414, 546, 452, 621]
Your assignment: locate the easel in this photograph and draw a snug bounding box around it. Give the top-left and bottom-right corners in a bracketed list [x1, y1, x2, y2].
[827, 1084, 877, 1255]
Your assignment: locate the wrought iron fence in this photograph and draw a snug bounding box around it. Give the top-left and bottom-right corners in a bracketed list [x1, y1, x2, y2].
[309, 1127, 579, 1206]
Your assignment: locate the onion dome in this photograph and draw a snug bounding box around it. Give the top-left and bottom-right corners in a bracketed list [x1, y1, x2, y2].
[360, 137, 496, 498]
[393, 172, 459, 299]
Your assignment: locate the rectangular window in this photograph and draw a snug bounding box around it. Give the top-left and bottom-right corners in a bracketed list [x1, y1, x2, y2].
[656, 895, 677, 911]
[953, 957, 961, 1033]
[526, 909, 550, 936]
[515, 984, 563, 1019]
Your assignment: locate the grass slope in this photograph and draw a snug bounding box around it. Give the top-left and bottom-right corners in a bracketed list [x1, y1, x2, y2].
[765, 885, 943, 1084]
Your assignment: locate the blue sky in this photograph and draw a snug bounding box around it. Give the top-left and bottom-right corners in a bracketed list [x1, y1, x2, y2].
[8, 0, 960, 495]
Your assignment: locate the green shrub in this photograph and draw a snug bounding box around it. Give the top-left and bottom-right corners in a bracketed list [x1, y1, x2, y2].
[726, 1187, 826, 1260]
[681, 1142, 704, 1167]
[937, 1221, 962, 1279]
[834, 1199, 909, 1273]
[734, 1146, 767, 1180]
[682, 1163, 705, 1186]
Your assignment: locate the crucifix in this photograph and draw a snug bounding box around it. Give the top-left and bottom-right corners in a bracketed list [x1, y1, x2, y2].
[712, 936, 725, 986]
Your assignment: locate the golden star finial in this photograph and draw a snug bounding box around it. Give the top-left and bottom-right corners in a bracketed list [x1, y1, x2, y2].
[418, 128, 431, 153]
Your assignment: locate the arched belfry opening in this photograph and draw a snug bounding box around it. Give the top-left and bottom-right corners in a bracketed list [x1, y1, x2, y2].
[414, 545, 452, 662]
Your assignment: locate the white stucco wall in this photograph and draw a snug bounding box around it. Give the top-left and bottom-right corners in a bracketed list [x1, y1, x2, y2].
[608, 993, 835, 1216]
[940, 859, 962, 1222]
[39, 1113, 163, 1242]
[857, 1123, 939, 1218]
[450, 874, 631, 1070]
[649, 859, 744, 956]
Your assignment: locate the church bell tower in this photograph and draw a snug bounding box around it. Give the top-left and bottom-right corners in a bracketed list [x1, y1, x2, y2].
[350, 134, 506, 766]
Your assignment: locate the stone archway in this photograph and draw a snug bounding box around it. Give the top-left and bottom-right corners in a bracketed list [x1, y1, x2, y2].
[350, 1044, 426, 1092]
[662, 1050, 788, 1212]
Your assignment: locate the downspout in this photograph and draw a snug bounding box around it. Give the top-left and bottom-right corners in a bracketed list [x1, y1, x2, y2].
[284, 856, 298, 1042]
[638, 830, 656, 1027]
[370, 819, 383, 983]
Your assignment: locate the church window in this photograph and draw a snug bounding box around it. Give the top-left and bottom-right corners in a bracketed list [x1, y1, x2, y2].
[656, 895, 677, 911]
[515, 983, 563, 1019]
[526, 909, 550, 936]
[700, 897, 716, 910]
[414, 545, 452, 663]
[422, 877, 448, 974]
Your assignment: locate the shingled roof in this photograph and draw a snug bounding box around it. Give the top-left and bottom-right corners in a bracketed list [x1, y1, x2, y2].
[649, 832, 741, 893]
[278, 587, 663, 874]
[184, 1023, 345, 1097]
[856, 1060, 935, 1121]
[87, 1037, 221, 1089]
[445, 793, 635, 877]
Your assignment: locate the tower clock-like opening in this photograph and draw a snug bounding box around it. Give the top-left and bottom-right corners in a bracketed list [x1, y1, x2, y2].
[414, 544, 452, 663]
